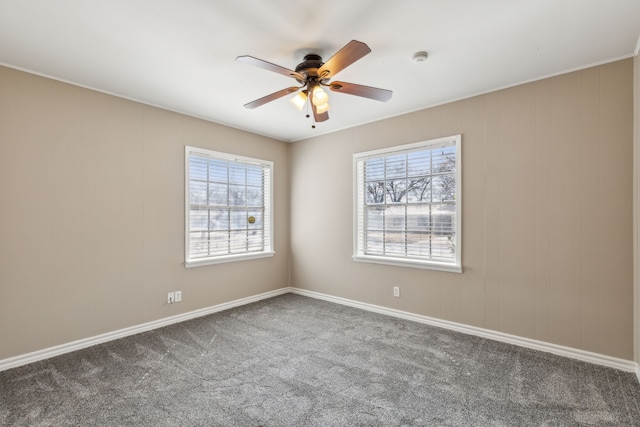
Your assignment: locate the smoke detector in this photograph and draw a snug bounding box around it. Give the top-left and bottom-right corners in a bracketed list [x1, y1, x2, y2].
[412, 51, 429, 63]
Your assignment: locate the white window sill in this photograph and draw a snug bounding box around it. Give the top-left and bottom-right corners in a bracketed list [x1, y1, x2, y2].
[352, 255, 462, 273]
[186, 251, 275, 268]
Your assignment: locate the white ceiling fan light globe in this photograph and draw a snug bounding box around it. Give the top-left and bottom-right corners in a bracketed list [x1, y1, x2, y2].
[290, 91, 308, 110]
[312, 86, 329, 106]
[315, 102, 330, 114]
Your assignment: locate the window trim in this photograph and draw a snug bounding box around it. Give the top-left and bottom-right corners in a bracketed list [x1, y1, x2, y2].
[184, 146, 274, 268]
[352, 135, 462, 273]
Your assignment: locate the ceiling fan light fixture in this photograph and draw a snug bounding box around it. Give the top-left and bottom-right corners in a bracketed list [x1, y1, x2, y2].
[312, 85, 329, 106]
[290, 90, 308, 110]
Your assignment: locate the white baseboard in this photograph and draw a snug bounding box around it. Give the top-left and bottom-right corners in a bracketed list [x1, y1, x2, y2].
[0, 287, 290, 373]
[289, 287, 639, 374]
[2, 286, 638, 377]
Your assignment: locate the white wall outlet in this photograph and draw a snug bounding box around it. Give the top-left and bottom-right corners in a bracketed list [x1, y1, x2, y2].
[393, 286, 400, 298]
[167, 292, 175, 304]
[174, 290, 182, 302]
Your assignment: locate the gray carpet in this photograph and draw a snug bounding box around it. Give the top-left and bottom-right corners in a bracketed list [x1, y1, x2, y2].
[1, 293, 640, 426]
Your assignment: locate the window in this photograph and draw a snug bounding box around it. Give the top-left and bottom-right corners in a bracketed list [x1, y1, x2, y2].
[353, 135, 461, 272]
[185, 146, 273, 267]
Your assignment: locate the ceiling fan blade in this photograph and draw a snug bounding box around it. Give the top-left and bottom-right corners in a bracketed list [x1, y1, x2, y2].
[317, 40, 371, 79]
[236, 55, 304, 81]
[329, 81, 393, 102]
[243, 87, 300, 109]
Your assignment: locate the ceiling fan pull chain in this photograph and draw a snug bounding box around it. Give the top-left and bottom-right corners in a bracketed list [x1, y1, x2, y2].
[306, 93, 316, 128]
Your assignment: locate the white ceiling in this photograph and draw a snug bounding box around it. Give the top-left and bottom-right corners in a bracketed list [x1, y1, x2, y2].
[1, 1, 639, 142]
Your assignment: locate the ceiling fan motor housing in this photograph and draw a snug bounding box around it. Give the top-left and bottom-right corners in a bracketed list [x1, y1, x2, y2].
[294, 54, 327, 84]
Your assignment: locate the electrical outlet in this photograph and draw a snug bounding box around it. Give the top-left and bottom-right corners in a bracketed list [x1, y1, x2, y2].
[393, 286, 400, 298]
[167, 292, 175, 304]
[174, 290, 182, 302]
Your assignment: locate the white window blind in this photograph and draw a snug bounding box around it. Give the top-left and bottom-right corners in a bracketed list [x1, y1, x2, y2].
[353, 135, 461, 272]
[185, 146, 273, 267]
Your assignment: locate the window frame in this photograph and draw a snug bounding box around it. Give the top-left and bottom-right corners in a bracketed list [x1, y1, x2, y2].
[185, 146, 274, 268]
[352, 135, 462, 273]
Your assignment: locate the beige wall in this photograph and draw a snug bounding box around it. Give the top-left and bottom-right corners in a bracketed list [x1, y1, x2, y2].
[291, 59, 634, 360]
[634, 52, 640, 364]
[0, 66, 290, 360]
[1, 58, 635, 363]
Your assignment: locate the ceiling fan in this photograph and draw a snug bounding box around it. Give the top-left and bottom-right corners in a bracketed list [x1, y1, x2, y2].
[237, 40, 392, 127]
